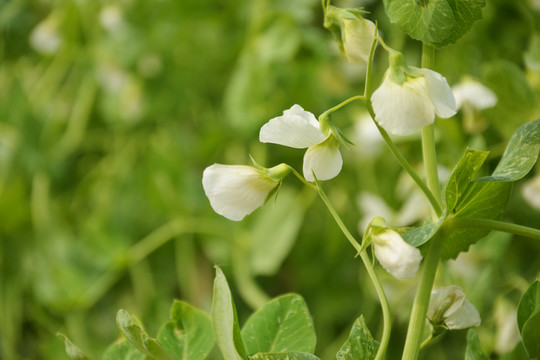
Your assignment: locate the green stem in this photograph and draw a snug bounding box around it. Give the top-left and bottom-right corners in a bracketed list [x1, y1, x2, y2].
[319, 95, 365, 120]
[401, 230, 445, 360]
[401, 43, 442, 360]
[447, 217, 540, 240]
[317, 185, 391, 360]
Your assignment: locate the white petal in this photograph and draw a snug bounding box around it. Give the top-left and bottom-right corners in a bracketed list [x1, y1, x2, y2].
[445, 298, 481, 329]
[373, 230, 422, 280]
[428, 286, 481, 330]
[260, 105, 327, 148]
[452, 80, 498, 110]
[202, 164, 278, 221]
[342, 17, 376, 65]
[302, 137, 343, 182]
[372, 72, 435, 135]
[419, 68, 457, 118]
[522, 175, 540, 210]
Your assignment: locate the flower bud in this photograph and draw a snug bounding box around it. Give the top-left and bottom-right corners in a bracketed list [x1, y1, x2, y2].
[323, 5, 376, 65]
[372, 228, 422, 280]
[427, 285, 481, 330]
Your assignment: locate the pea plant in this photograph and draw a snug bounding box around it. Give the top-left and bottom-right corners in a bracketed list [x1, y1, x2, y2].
[60, 0, 540, 359]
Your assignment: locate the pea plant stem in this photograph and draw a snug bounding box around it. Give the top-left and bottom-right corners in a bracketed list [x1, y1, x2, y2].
[401, 43, 442, 360]
[316, 184, 391, 360]
[447, 217, 540, 240]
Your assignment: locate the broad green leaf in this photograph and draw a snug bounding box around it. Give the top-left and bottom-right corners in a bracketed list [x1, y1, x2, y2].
[465, 329, 489, 360]
[103, 337, 145, 360]
[157, 300, 215, 360]
[483, 61, 540, 137]
[521, 311, 540, 359]
[445, 149, 489, 212]
[212, 266, 248, 360]
[250, 189, 306, 276]
[441, 181, 512, 259]
[336, 316, 379, 360]
[402, 220, 442, 247]
[116, 310, 174, 360]
[241, 294, 316, 355]
[249, 352, 320, 360]
[57, 333, 91, 360]
[478, 120, 540, 182]
[383, 0, 485, 48]
[517, 280, 540, 332]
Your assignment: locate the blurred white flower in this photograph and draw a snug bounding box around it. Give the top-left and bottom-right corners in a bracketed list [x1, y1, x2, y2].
[452, 79, 497, 110]
[260, 105, 342, 182]
[494, 299, 521, 355]
[427, 285, 481, 330]
[202, 164, 287, 221]
[99, 5, 125, 32]
[522, 175, 540, 209]
[352, 113, 383, 157]
[372, 53, 456, 135]
[372, 229, 422, 280]
[324, 5, 376, 65]
[29, 16, 62, 55]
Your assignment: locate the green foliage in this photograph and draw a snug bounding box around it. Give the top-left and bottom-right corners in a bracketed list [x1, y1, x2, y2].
[383, 0, 485, 48]
[518, 281, 540, 358]
[465, 329, 489, 360]
[102, 338, 145, 360]
[241, 294, 316, 354]
[58, 334, 91, 360]
[336, 316, 379, 360]
[249, 353, 320, 360]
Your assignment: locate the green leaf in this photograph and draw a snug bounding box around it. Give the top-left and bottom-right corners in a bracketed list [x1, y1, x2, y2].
[383, 0, 485, 48]
[116, 310, 174, 360]
[336, 316, 379, 360]
[241, 294, 316, 355]
[212, 266, 248, 360]
[250, 188, 306, 276]
[478, 120, 540, 182]
[156, 300, 215, 360]
[441, 181, 512, 259]
[465, 329, 489, 360]
[517, 280, 540, 332]
[445, 149, 489, 212]
[521, 311, 540, 359]
[402, 220, 442, 247]
[103, 337, 145, 360]
[483, 61, 540, 137]
[57, 333, 91, 360]
[249, 352, 320, 360]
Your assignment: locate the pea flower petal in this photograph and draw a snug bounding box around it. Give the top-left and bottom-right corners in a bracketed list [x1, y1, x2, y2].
[372, 229, 422, 280]
[427, 285, 481, 330]
[372, 67, 457, 135]
[303, 137, 343, 182]
[452, 79, 498, 110]
[259, 105, 327, 148]
[202, 164, 279, 221]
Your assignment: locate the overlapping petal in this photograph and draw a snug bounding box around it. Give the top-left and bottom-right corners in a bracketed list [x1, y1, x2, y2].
[202, 164, 279, 221]
[422, 68, 457, 118]
[427, 285, 481, 330]
[342, 16, 376, 65]
[303, 137, 343, 182]
[259, 104, 327, 148]
[372, 229, 422, 280]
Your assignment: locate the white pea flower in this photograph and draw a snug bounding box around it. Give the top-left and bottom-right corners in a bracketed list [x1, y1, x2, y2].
[371, 229, 422, 280]
[371, 52, 457, 135]
[30, 15, 63, 55]
[452, 79, 497, 110]
[522, 175, 540, 210]
[427, 285, 481, 330]
[323, 5, 376, 65]
[202, 163, 289, 221]
[260, 105, 342, 182]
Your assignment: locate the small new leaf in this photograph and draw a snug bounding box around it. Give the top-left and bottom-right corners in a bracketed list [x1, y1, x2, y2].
[57, 333, 91, 360]
[336, 316, 379, 360]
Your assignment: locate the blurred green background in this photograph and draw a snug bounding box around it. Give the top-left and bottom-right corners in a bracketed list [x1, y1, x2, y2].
[1, 0, 540, 359]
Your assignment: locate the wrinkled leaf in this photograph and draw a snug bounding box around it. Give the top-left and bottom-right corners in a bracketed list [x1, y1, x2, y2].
[249, 352, 320, 360]
[441, 181, 512, 259]
[465, 329, 489, 360]
[517, 280, 540, 332]
[116, 309, 174, 360]
[57, 333, 91, 360]
[478, 119, 540, 182]
[212, 266, 247, 360]
[445, 149, 489, 212]
[157, 300, 215, 360]
[336, 316, 379, 360]
[241, 294, 316, 355]
[383, 0, 485, 48]
[103, 337, 145, 360]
